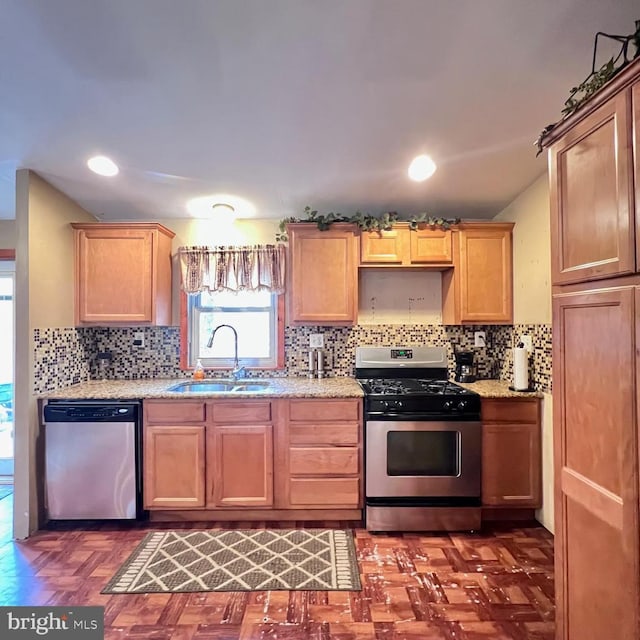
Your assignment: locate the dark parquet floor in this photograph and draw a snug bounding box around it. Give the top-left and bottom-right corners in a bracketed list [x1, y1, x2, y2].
[0, 497, 554, 639]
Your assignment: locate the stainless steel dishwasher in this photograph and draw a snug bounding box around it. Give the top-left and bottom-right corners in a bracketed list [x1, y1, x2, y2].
[43, 400, 142, 520]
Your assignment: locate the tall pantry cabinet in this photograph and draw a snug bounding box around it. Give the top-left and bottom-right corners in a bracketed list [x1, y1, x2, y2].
[543, 58, 640, 640]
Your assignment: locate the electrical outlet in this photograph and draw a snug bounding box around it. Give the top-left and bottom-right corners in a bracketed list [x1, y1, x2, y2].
[474, 331, 486, 347]
[133, 331, 145, 348]
[520, 335, 533, 353]
[309, 333, 324, 348]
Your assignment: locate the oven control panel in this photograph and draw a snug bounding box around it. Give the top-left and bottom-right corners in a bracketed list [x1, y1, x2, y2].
[366, 395, 481, 418]
[390, 349, 413, 359]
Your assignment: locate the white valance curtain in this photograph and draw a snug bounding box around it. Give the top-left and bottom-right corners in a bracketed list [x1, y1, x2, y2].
[178, 244, 286, 294]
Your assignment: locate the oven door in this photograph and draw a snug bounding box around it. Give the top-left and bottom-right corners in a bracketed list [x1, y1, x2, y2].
[366, 420, 481, 498]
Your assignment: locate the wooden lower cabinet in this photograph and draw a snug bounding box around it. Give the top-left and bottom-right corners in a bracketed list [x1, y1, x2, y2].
[280, 398, 362, 509]
[143, 424, 206, 509]
[143, 397, 363, 518]
[481, 398, 541, 509]
[207, 425, 273, 508]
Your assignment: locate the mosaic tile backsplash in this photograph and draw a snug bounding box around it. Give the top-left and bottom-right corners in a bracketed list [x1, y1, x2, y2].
[33, 323, 553, 394]
[32, 328, 93, 394]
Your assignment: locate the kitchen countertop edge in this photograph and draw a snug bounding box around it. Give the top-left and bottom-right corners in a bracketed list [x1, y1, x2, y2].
[41, 377, 543, 400]
[41, 377, 365, 400]
[456, 379, 545, 398]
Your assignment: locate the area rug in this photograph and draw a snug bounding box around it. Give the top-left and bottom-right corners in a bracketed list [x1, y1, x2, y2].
[102, 529, 361, 593]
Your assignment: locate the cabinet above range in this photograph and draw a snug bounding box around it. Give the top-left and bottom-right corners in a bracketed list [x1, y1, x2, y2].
[287, 221, 514, 326]
[360, 223, 453, 267]
[71, 222, 175, 326]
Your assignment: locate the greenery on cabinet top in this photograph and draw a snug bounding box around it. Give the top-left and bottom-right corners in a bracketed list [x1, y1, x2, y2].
[277, 207, 459, 242]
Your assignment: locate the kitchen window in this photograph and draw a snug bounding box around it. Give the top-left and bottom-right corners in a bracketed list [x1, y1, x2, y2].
[181, 290, 284, 370]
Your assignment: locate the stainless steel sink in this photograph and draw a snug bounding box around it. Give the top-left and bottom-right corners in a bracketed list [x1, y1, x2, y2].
[167, 380, 270, 393]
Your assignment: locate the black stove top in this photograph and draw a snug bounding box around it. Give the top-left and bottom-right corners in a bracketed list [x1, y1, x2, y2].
[358, 378, 475, 396]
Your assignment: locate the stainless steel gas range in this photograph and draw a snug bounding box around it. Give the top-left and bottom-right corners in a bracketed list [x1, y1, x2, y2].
[356, 346, 482, 532]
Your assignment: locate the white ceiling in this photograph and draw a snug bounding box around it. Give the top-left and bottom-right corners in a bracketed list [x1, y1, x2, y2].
[0, 0, 637, 221]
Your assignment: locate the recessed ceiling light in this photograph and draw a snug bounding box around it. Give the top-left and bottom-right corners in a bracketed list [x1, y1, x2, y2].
[87, 155, 119, 177]
[187, 194, 256, 218]
[408, 154, 437, 182]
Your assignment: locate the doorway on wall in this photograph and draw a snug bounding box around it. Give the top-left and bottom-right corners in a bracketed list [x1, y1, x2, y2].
[0, 256, 14, 500]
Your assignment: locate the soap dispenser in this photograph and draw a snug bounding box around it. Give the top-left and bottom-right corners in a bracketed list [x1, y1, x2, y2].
[193, 359, 205, 380]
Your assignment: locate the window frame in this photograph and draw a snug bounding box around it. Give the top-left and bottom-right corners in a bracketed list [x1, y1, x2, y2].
[179, 290, 285, 371]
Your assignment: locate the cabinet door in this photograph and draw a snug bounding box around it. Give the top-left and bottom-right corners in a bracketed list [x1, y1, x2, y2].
[143, 425, 205, 509]
[360, 229, 404, 264]
[409, 228, 452, 264]
[208, 425, 273, 507]
[75, 227, 154, 323]
[553, 285, 639, 640]
[549, 91, 634, 284]
[482, 423, 540, 506]
[458, 227, 513, 322]
[288, 224, 358, 324]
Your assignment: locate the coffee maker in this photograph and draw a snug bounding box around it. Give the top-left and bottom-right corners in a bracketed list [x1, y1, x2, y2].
[454, 350, 477, 382]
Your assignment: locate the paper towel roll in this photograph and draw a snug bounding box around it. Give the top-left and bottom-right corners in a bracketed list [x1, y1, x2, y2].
[513, 347, 529, 391]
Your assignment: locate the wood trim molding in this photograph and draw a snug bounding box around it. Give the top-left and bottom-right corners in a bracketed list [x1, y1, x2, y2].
[0, 250, 15, 260]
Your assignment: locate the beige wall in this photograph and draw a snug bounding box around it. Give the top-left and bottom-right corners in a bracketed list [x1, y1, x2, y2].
[0, 220, 16, 249]
[14, 170, 95, 538]
[359, 270, 442, 324]
[29, 173, 96, 327]
[495, 173, 551, 324]
[495, 171, 554, 533]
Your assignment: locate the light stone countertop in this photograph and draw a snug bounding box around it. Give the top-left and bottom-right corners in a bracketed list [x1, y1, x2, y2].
[42, 377, 542, 401]
[42, 377, 365, 400]
[456, 379, 544, 398]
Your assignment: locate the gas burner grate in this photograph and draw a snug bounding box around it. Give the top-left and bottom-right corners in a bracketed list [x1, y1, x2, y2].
[359, 378, 473, 397]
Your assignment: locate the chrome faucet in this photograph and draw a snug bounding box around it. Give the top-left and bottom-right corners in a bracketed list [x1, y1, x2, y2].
[206, 324, 246, 381]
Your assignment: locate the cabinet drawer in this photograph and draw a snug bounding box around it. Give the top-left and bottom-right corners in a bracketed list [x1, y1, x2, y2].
[289, 478, 360, 507]
[289, 423, 359, 445]
[145, 401, 205, 424]
[290, 447, 359, 475]
[211, 401, 271, 423]
[481, 399, 539, 423]
[288, 399, 360, 422]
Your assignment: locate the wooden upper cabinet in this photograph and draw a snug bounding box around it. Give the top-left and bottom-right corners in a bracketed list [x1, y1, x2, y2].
[287, 223, 358, 325]
[360, 224, 452, 266]
[72, 222, 175, 325]
[549, 90, 634, 284]
[442, 223, 514, 324]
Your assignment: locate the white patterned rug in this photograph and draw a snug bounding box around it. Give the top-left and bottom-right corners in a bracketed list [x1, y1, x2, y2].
[102, 529, 361, 593]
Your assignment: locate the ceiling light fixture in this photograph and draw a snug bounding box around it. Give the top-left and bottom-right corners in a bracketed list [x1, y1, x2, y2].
[87, 155, 119, 177]
[210, 203, 235, 215]
[186, 194, 256, 218]
[408, 154, 437, 182]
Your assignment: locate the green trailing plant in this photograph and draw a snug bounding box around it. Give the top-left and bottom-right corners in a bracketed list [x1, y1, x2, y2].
[536, 19, 640, 155]
[276, 206, 460, 242]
